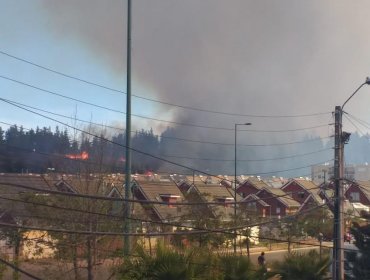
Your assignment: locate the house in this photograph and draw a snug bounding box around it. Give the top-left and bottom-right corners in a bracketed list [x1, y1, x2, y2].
[0, 174, 62, 260]
[0, 173, 56, 193]
[345, 180, 370, 206]
[281, 178, 319, 205]
[236, 177, 270, 198]
[0, 173, 135, 260]
[255, 187, 300, 217]
[298, 192, 325, 213]
[132, 181, 187, 222]
[187, 182, 242, 220]
[240, 194, 271, 218]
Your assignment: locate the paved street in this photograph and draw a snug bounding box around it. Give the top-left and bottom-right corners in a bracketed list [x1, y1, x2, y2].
[236, 241, 333, 265]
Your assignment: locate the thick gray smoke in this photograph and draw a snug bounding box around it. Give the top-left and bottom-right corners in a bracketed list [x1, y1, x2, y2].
[37, 0, 370, 176]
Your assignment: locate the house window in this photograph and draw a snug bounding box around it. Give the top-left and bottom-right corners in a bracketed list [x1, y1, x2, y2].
[351, 192, 360, 202]
[159, 194, 180, 207]
[298, 192, 305, 199]
[276, 207, 281, 214]
[247, 202, 257, 210]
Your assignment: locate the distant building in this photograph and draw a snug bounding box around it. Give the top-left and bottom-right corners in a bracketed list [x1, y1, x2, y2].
[310, 163, 370, 184]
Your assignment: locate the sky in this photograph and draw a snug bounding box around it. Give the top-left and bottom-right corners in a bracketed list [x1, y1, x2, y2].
[1, 1, 370, 175]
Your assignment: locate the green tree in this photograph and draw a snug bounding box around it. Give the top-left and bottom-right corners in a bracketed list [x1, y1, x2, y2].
[116, 244, 265, 280]
[349, 222, 370, 279]
[116, 243, 206, 280]
[272, 250, 330, 280]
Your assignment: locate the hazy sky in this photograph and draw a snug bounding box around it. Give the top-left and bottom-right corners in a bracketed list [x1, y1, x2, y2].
[1, 1, 370, 162]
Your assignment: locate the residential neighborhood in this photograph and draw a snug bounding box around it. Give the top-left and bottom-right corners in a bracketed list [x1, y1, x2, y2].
[2, 1, 370, 279]
[0, 172, 369, 278]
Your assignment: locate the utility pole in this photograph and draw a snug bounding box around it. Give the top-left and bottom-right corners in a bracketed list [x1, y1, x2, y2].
[332, 77, 370, 279]
[333, 106, 344, 280]
[123, 0, 132, 256]
[234, 123, 251, 254]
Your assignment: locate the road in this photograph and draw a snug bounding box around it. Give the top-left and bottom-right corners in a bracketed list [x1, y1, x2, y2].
[247, 244, 332, 265]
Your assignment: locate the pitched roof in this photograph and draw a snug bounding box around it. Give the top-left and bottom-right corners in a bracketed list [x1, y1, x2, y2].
[191, 183, 242, 219]
[282, 178, 319, 193]
[320, 188, 334, 200]
[194, 183, 241, 201]
[134, 181, 187, 221]
[258, 187, 300, 208]
[298, 192, 325, 212]
[241, 194, 270, 207]
[354, 181, 370, 200]
[0, 173, 54, 193]
[55, 175, 119, 196]
[240, 177, 269, 190]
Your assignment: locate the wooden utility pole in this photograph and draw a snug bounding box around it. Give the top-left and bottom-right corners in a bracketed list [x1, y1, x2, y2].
[333, 105, 344, 280]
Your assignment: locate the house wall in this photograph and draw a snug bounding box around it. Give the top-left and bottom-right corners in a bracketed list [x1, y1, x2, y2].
[241, 201, 269, 217]
[256, 190, 287, 216]
[282, 182, 309, 204]
[237, 183, 258, 198]
[345, 184, 370, 205]
[299, 197, 317, 213]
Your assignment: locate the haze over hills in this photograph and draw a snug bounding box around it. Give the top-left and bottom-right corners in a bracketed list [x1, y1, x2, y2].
[1, 124, 368, 178]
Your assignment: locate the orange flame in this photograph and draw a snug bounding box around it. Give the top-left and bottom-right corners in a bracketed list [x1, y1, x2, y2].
[65, 151, 89, 160]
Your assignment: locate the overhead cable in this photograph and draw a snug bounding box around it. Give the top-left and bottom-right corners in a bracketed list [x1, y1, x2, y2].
[0, 50, 331, 119]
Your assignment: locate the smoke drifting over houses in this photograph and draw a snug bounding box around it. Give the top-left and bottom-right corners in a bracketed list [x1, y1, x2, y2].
[31, 1, 370, 175]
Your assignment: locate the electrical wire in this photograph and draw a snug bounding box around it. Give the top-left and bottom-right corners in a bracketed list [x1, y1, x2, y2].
[0, 80, 330, 133]
[245, 159, 333, 176]
[0, 181, 323, 207]
[0, 192, 330, 236]
[343, 114, 367, 137]
[162, 148, 332, 162]
[0, 50, 332, 119]
[1, 123, 333, 164]
[0, 256, 42, 280]
[0, 139, 331, 186]
[0, 103, 334, 147]
[0, 203, 329, 238]
[344, 112, 370, 130]
[0, 98, 334, 180]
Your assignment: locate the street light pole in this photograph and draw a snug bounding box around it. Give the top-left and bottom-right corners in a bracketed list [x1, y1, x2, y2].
[234, 122, 251, 254]
[123, 0, 132, 256]
[332, 77, 370, 280]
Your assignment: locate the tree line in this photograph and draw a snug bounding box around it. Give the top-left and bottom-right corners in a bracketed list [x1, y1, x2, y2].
[0, 125, 163, 174]
[1, 125, 370, 176]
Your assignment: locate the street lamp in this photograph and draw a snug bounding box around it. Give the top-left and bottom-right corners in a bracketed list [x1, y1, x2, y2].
[332, 77, 370, 280]
[234, 122, 252, 254]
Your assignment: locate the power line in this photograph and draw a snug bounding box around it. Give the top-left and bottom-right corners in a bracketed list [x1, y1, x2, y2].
[0, 79, 330, 133]
[0, 100, 333, 162]
[0, 256, 42, 280]
[0, 98, 334, 180]
[0, 181, 323, 207]
[343, 114, 367, 136]
[162, 148, 332, 162]
[0, 100, 334, 147]
[344, 112, 370, 130]
[0, 139, 330, 188]
[0, 202, 329, 238]
[0, 50, 332, 119]
[245, 159, 333, 176]
[0, 188, 330, 234]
